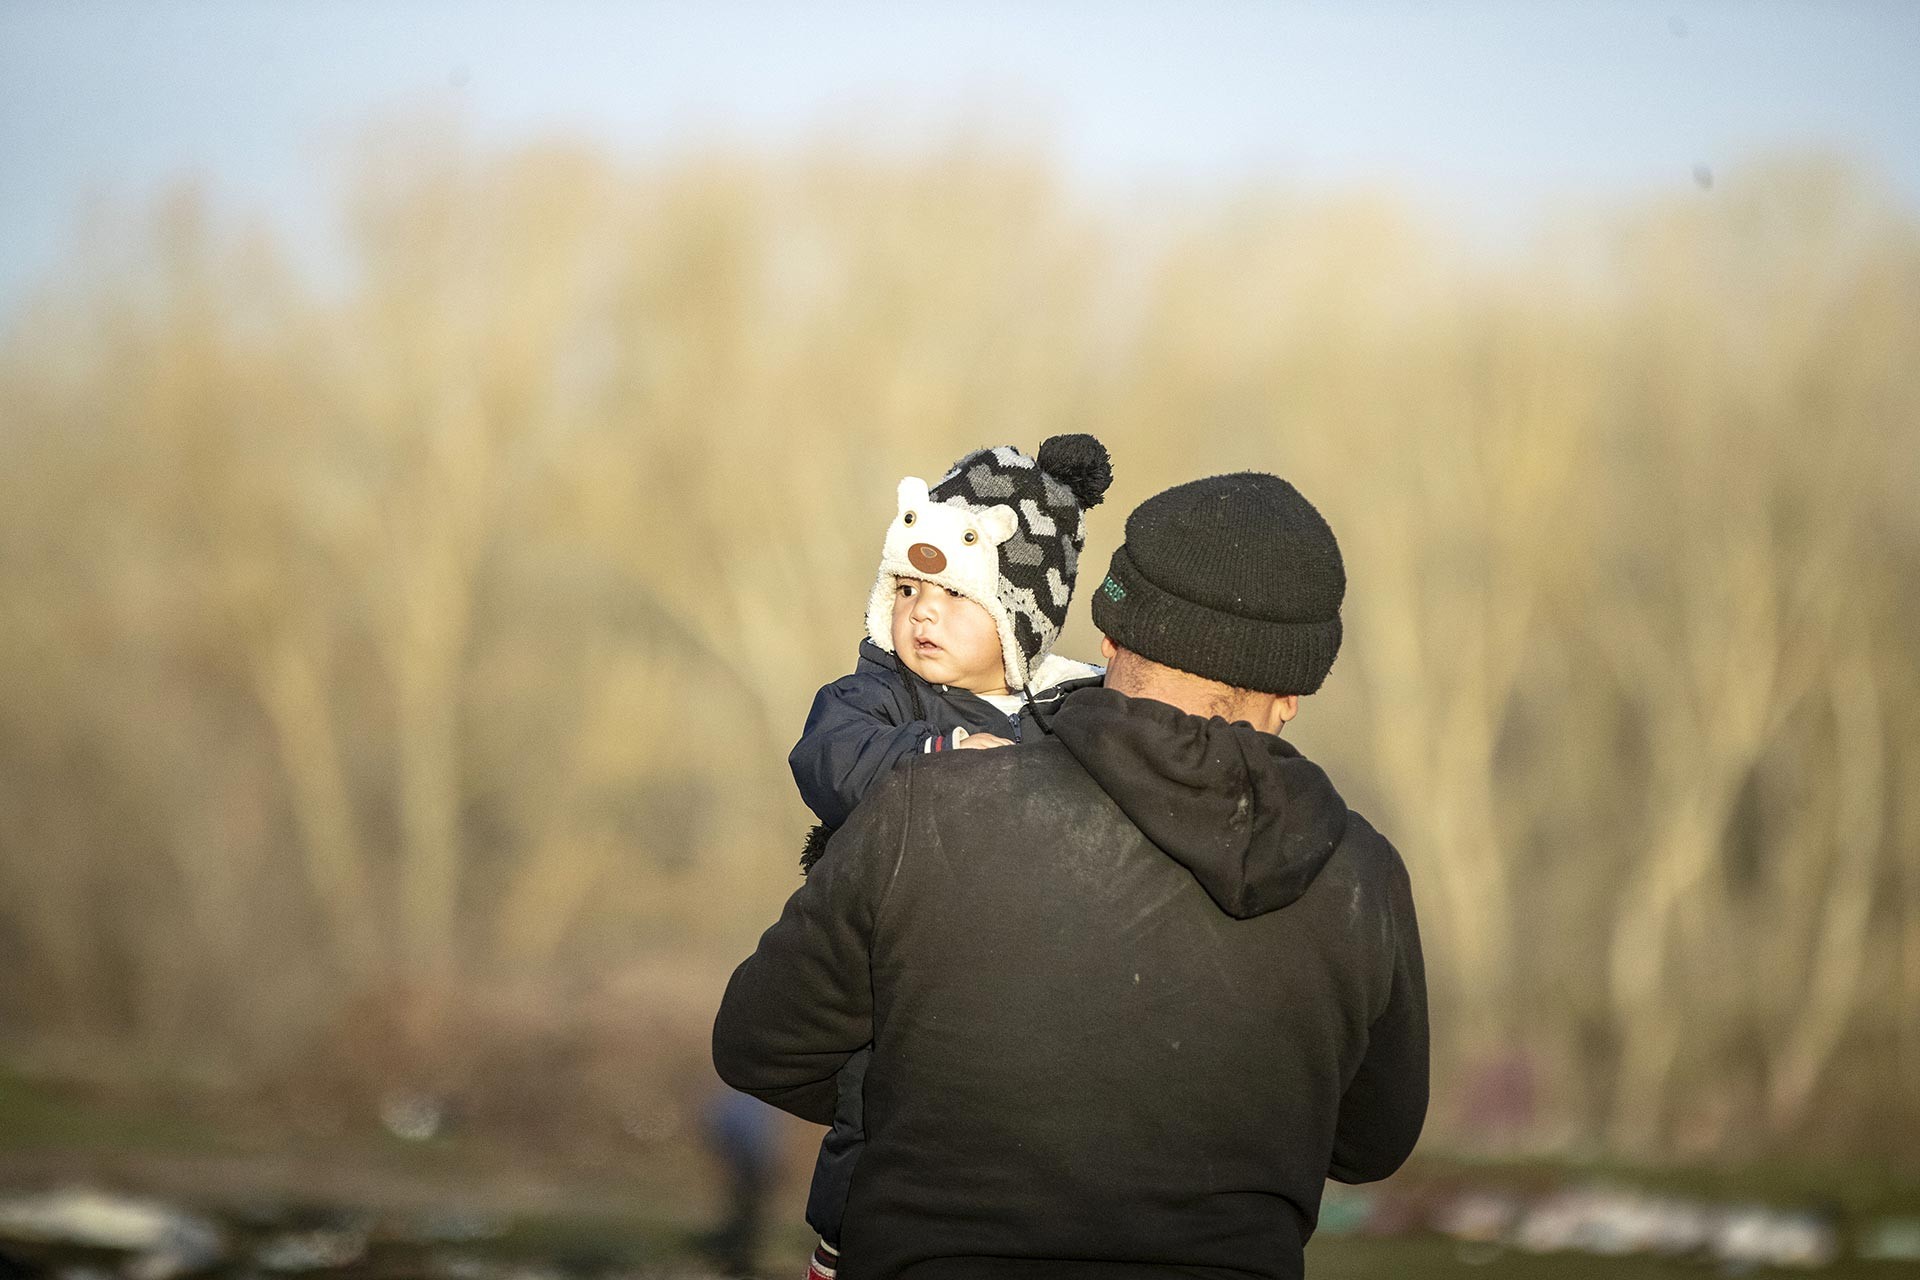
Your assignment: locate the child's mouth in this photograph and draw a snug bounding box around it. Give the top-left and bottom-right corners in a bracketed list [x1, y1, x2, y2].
[914, 638, 941, 653]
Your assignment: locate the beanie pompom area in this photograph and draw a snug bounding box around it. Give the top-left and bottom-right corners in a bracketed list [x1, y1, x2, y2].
[1037, 434, 1113, 509]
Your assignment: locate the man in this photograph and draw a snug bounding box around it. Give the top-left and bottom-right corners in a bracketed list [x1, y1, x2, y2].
[714, 473, 1428, 1279]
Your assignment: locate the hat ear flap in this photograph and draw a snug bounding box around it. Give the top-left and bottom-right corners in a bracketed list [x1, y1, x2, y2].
[896, 477, 930, 512]
[977, 505, 1019, 546]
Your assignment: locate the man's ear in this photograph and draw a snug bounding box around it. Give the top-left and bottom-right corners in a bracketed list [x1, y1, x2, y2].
[976, 505, 1019, 545]
[896, 476, 930, 511]
[1265, 694, 1300, 735]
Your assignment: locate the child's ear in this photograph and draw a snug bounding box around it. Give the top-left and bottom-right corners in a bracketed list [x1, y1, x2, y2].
[977, 505, 1019, 546]
[897, 477, 930, 512]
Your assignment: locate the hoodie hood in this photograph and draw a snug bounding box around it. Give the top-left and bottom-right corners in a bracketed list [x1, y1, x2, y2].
[1048, 686, 1348, 919]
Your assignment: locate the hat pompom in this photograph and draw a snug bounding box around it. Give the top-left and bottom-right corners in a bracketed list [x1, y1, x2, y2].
[1036, 434, 1113, 509]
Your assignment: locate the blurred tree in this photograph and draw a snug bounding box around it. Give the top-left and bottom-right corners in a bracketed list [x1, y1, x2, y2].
[0, 139, 1914, 1162]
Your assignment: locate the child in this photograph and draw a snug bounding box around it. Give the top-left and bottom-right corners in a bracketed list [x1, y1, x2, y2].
[787, 434, 1113, 1277]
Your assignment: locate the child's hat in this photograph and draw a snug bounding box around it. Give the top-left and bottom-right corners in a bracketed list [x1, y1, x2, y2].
[865, 434, 1113, 691]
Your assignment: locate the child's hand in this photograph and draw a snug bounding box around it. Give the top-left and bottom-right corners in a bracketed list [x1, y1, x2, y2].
[957, 733, 1014, 750]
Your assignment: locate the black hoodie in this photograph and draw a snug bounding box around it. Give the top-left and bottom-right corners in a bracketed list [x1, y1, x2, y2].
[715, 686, 1428, 1280]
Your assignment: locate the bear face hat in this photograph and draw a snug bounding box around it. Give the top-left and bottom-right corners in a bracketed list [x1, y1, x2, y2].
[865, 435, 1113, 691]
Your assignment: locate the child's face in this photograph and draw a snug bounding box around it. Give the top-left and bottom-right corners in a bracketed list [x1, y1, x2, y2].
[890, 577, 1009, 695]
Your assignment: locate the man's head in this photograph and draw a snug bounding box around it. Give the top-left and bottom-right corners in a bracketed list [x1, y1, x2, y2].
[1091, 472, 1344, 730]
[864, 435, 1113, 690]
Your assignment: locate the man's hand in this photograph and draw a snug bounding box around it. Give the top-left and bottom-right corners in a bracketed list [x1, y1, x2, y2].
[957, 733, 1013, 750]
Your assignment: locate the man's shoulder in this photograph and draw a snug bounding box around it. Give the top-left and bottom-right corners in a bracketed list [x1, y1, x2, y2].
[903, 735, 1093, 797]
[1329, 807, 1412, 889]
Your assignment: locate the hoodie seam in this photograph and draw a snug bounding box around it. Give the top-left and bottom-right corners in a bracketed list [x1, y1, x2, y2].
[1368, 828, 1404, 1029]
[873, 763, 914, 941]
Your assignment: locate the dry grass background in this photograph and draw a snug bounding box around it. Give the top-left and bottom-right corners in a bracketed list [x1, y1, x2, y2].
[1, 130, 1916, 1168]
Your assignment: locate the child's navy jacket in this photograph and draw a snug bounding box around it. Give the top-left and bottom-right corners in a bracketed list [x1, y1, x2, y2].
[790, 638, 1103, 830]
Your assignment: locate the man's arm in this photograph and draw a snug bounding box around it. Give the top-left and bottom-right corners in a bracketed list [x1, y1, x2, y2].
[789, 677, 943, 829]
[712, 766, 911, 1124]
[1329, 845, 1429, 1183]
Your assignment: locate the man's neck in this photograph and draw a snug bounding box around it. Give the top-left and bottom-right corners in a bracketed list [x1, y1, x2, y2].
[1104, 672, 1220, 720]
[1104, 673, 1288, 736]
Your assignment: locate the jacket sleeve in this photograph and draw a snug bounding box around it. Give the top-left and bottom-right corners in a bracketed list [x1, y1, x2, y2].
[789, 675, 941, 828]
[712, 765, 910, 1124]
[1328, 844, 1429, 1183]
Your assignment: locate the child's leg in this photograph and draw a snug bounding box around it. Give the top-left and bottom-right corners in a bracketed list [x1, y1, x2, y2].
[805, 1239, 839, 1279]
[804, 1044, 871, 1245]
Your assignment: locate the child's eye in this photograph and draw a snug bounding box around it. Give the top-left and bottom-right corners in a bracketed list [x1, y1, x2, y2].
[945, 587, 963, 598]
[897, 583, 915, 597]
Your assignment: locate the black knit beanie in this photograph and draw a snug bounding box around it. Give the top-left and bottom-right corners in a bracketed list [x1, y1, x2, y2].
[1090, 472, 1344, 695]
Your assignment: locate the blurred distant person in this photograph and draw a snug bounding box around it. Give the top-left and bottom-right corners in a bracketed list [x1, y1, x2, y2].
[716, 472, 1428, 1279]
[784, 435, 1114, 1277]
[700, 1087, 779, 1275]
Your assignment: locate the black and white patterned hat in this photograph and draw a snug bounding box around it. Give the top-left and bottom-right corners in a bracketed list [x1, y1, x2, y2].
[864, 434, 1113, 690]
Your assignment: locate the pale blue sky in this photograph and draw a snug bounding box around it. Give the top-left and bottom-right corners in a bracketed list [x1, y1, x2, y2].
[3, 1, 1917, 312]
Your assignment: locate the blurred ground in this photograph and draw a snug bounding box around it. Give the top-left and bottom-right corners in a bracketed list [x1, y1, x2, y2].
[6, 1071, 1919, 1278]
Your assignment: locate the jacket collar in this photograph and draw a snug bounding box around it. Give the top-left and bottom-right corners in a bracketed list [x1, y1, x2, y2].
[855, 638, 1103, 706]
